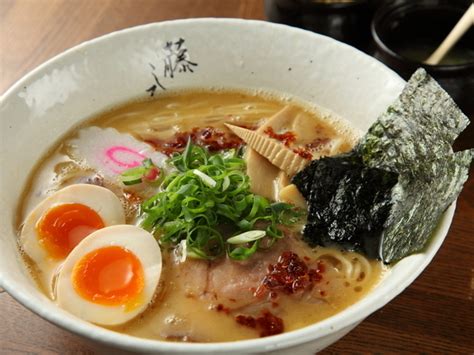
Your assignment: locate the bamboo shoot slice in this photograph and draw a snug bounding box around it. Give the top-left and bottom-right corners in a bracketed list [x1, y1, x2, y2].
[226, 124, 310, 177]
[279, 184, 307, 209]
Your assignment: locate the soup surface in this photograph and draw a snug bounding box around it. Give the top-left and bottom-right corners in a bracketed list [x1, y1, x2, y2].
[18, 89, 386, 342]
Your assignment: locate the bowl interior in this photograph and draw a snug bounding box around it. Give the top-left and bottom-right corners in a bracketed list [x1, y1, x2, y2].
[0, 19, 454, 353]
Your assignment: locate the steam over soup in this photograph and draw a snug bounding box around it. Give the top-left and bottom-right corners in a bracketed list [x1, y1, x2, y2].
[18, 89, 386, 342]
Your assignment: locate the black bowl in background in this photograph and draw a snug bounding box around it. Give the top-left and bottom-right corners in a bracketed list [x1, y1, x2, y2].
[265, 0, 375, 50]
[371, 0, 474, 120]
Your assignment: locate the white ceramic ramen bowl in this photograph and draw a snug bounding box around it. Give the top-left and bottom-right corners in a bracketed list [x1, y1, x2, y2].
[0, 18, 456, 354]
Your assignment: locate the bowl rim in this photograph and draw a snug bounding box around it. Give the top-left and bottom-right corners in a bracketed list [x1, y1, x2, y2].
[0, 17, 454, 353]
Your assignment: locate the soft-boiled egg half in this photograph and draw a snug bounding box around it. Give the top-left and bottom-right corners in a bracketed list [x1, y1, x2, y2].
[56, 225, 162, 325]
[20, 184, 125, 295]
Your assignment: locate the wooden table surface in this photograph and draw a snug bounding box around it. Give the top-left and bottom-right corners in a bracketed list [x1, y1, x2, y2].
[1, 1, 473, 354]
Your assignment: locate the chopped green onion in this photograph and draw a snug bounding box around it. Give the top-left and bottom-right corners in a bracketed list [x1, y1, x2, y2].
[119, 158, 162, 186]
[192, 169, 217, 188]
[227, 230, 266, 244]
[135, 141, 303, 261]
[228, 240, 260, 261]
[121, 168, 145, 185]
[175, 239, 187, 263]
[222, 175, 230, 191]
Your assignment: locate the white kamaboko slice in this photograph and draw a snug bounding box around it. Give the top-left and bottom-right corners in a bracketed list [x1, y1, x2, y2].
[19, 184, 125, 295]
[226, 124, 310, 177]
[56, 225, 162, 326]
[68, 126, 168, 179]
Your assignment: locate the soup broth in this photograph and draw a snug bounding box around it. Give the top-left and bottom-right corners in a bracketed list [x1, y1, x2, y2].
[18, 89, 386, 342]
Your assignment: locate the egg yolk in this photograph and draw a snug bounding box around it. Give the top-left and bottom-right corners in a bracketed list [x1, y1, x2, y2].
[36, 203, 104, 259]
[72, 246, 145, 306]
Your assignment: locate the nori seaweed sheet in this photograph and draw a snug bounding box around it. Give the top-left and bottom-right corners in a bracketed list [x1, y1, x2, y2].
[359, 69, 469, 177]
[381, 150, 473, 262]
[293, 68, 473, 263]
[295, 153, 398, 259]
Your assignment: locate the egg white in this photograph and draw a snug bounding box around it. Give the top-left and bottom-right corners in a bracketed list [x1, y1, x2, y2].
[19, 184, 125, 296]
[56, 225, 162, 326]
